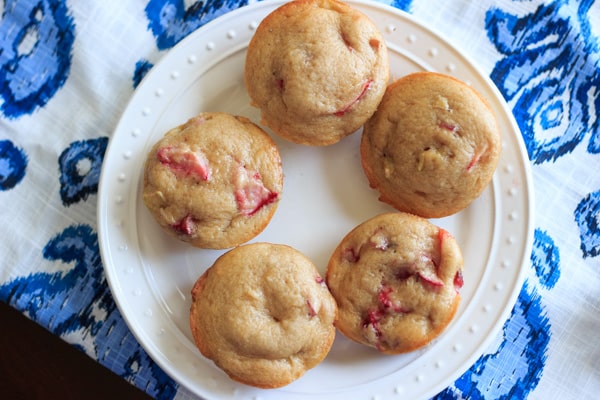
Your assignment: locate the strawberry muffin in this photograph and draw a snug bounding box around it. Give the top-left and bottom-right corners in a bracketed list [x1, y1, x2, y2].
[361, 72, 501, 218]
[190, 243, 338, 388]
[142, 112, 283, 249]
[245, 0, 389, 146]
[326, 212, 464, 354]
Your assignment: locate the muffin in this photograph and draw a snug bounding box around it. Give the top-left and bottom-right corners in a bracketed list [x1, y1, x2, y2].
[360, 72, 501, 218]
[326, 212, 464, 354]
[142, 112, 283, 249]
[190, 242, 338, 388]
[245, 0, 389, 146]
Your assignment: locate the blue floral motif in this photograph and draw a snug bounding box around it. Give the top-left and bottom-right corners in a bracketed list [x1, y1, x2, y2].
[451, 282, 549, 399]
[0, 140, 28, 190]
[485, 0, 600, 164]
[145, 0, 250, 50]
[531, 229, 561, 288]
[434, 229, 560, 399]
[58, 138, 108, 206]
[0, 0, 75, 118]
[390, 0, 413, 11]
[139, 0, 413, 87]
[0, 225, 178, 399]
[133, 60, 154, 89]
[575, 190, 600, 258]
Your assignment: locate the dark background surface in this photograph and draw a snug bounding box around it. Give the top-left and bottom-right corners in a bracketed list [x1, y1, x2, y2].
[0, 300, 153, 400]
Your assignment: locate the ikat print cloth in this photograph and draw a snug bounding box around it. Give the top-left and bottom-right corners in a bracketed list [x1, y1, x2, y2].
[1, 0, 599, 399]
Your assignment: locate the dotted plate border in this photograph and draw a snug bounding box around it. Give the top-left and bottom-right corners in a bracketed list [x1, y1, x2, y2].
[98, 1, 534, 399]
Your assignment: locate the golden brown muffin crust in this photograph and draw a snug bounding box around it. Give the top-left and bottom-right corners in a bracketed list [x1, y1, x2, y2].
[361, 72, 501, 218]
[245, 0, 389, 145]
[143, 112, 283, 249]
[190, 243, 338, 388]
[326, 212, 464, 354]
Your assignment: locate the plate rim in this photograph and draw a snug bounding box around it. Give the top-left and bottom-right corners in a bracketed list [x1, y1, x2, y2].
[97, 1, 535, 399]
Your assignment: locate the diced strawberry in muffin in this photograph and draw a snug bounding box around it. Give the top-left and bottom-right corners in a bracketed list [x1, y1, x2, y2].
[438, 121, 460, 133]
[362, 308, 384, 334]
[466, 149, 482, 171]
[233, 164, 278, 216]
[342, 247, 360, 263]
[334, 79, 373, 116]
[276, 78, 285, 91]
[157, 145, 211, 181]
[454, 270, 464, 292]
[438, 228, 451, 248]
[306, 299, 317, 318]
[378, 285, 408, 313]
[417, 268, 445, 288]
[171, 214, 196, 236]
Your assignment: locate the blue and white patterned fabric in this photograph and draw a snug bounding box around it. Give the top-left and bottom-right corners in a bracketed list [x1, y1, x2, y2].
[1, 1, 598, 399]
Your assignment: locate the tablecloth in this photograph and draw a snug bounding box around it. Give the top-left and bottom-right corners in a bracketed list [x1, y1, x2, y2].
[1, 0, 598, 399]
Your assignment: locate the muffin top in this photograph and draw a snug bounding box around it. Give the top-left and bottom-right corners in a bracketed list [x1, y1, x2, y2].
[326, 212, 464, 354]
[245, 0, 389, 145]
[361, 72, 501, 218]
[190, 242, 338, 388]
[143, 112, 283, 249]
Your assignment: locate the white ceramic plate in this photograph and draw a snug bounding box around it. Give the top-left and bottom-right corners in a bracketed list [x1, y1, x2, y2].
[98, 1, 534, 399]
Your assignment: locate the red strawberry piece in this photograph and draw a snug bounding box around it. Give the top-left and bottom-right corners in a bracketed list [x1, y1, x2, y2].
[362, 308, 385, 350]
[454, 270, 464, 292]
[315, 276, 325, 285]
[418, 269, 445, 288]
[171, 214, 196, 236]
[378, 286, 393, 308]
[362, 308, 384, 337]
[342, 247, 360, 263]
[416, 254, 444, 289]
[157, 145, 211, 181]
[466, 150, 482, 171]
[306, 299, 317, 318]
[334, 79, 373, 116]
[439, 121, 459, 133]
[467, 143, 489, 171]
[378, 286, 408, 313]
[437, 228, 450, 259]
[438, 227, 450, 244]
[233, 164, 278, 216]
[276, 78, 285, 91]
[369, 38, 380, 50]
